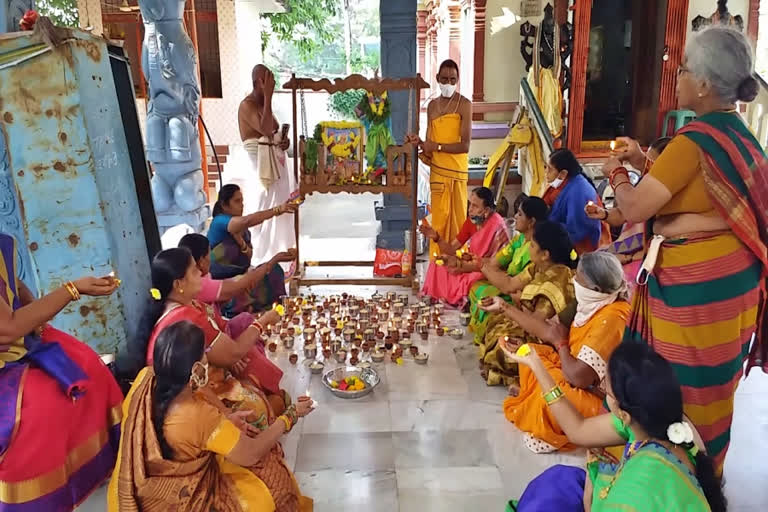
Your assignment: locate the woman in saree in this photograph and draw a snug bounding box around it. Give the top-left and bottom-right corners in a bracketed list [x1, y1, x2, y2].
[503, 342, 726, 512]
[469, 195, 549, 345]
[179, 233, 285, 403]
[543, 148, 612, 254]
[0, 233, 123, 511]
[208, 184, 298, 317]
[482, 252, 631, 453]
[420, 186, 510, 307]
[586, 137, 671, 296]
[125, 247, 290, 417]
[605, 27, 768, 472]
[109, 320, 314, 511]
[478, 221, 577, 386]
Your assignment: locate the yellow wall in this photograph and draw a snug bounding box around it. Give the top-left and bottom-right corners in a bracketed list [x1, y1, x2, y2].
[483, 0, 543, 104]
[686, 0, 750, 42]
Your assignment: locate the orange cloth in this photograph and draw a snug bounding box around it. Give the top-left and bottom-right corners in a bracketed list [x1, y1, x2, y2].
[503, 301, 631, 451]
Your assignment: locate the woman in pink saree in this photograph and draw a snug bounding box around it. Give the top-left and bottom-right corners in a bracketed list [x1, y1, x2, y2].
[421, 187, 510, 307]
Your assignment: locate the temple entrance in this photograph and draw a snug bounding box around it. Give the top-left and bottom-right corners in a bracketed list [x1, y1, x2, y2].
[581, 0, 669, 148]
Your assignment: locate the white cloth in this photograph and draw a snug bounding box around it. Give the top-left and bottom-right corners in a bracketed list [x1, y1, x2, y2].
[224, 131, 297, 266]
[243, 135, 281, 189]
[572, 281, 623, 327]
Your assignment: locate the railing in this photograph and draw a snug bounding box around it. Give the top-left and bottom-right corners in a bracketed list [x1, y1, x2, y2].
[744, 73, 768, 150]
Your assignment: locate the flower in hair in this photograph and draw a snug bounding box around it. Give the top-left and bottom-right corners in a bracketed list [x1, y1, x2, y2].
[150, 288, 162, 301]
[667, 421, 694, 445]
[570, 249, 578, 261]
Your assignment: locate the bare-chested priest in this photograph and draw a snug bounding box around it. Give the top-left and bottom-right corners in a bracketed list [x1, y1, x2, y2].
[230, 64, 297, 266]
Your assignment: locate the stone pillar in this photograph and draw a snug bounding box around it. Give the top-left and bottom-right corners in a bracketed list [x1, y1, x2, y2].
[417, 9, 428, 105]
[0, 0, 33, 33]
[472, 0, 487, 119]
[380, 0, 417, 206]
[447, 0, 462, 69]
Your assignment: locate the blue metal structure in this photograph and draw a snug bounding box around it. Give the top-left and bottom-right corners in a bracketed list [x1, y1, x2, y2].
[0, 30, 158, 353]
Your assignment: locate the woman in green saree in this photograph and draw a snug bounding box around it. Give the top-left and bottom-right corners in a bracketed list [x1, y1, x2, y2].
[469, 195, 549, 345]
[504, 341, 726, 512]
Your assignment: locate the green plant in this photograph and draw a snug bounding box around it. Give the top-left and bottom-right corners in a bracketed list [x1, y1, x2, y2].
[328, 89, 366, 120]
[304, 139, 319, 174]
[261, 0, 340, 63]
[37, 0, 79, 27]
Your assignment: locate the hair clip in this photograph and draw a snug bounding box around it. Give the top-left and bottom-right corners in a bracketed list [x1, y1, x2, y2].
[150, 288, 162, 301]
[570, 249, 578, 261]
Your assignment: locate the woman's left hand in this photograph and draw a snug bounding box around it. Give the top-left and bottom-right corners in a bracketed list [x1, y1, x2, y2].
[228, 410, 260, 436]
[542, 317, 570, 347]
[499, 338, 542, 368]
[259, 309, 281, 327]
[479, 296, 506, 313]
[600, 157, 624, 177]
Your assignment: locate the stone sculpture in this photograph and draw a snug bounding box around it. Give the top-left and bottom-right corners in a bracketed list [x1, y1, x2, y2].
[139, 0, 206, 214]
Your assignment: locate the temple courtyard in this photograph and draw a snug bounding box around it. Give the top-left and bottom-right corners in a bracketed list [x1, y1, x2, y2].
[80, 193, 768, 511]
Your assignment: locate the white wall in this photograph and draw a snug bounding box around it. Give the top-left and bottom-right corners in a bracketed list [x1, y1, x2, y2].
[686, 0, 750, 42]
[483, 0, 543, 104]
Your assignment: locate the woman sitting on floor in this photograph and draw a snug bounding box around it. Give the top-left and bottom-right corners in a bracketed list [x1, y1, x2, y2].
[208, 184, 297, 317]
[109, 321, 314, 511]
[503, 341, 726, 512]
[0, 233, 123, 511]
[420, 186, 510, 307]
[469, 195, 549, 345]
[123, 247, 291, 416]
[179, 233, 286, 401]
[543, 148, 611, 254]
[478, 221, 577, 387]
[481, 252, 630, 453]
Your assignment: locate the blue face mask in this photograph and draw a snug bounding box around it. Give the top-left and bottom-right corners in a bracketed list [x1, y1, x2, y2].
[470, 215, 485, 225]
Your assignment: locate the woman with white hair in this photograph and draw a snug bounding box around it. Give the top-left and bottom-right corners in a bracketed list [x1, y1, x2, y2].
[481, 252, 631, 453]
[601, 26, 768, 471]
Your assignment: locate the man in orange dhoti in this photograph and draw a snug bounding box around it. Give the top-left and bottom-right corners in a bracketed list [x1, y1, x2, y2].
[407, 59, 472, 258]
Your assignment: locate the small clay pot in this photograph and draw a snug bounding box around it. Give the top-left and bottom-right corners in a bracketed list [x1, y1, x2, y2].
[264, 324, 273, 336]
[349, 356, 359, 366]
[391, 331, 400, 342]
[268, 342, 278, 353]
[410, 346, 419, 356]
[362, 342, 371, 352]
[322, 348, 332, 359]
[335, 351, 347, 363]
[390, 352, 400, 362]
[384, 341, 394, 350]
[287, 326, 296, 336]
[436, 326, 445, 336]
[376, 330, 385, 340]
[289, 353, 298, 364]
[420, 331, 428, 341]
[334, 327, 342, 336]
[350, 347, 360, 358]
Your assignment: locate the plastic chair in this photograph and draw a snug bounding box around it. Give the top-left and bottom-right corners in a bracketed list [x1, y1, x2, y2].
[662, 110, 697, 137]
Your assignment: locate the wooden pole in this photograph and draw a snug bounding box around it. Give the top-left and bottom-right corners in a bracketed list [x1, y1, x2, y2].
[292, 75, 300, 270]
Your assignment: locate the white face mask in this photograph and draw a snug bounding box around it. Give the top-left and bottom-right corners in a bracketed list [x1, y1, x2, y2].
[439, 83, 457, 98]
[549, 177, 564, 189]
[573, 280, 622, 327]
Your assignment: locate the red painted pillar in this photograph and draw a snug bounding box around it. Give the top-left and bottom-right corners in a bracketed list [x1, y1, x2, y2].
[657, 0, 690, 136]
[472, 0, 487, 120]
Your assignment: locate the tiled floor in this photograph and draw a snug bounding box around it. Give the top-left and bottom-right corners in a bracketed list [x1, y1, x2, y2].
[78, 193, 768, 511]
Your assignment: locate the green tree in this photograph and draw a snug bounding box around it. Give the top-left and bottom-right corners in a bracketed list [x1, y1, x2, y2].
[261, 0, 341, 63]
[36, 0, 79, 28]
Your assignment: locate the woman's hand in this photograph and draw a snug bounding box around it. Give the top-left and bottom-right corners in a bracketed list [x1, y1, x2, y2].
[258, 309, 281, 327]
[419, 223, 438, 241]
[600, 157, 624, 178]
[277, 202, 299, 215]
[228, 410, 260, 436]
[272, 248, 297, 263]
[232, 356, 250, 376]
[479, 296, 506, 313]
[73, 277, 118, 297]
[499, 338, 543, 368]
[584, 202, 607, 220]
[404, 134, 421, 146]
[295, 396, 315, 417]
[541, 317, 570, 347]
[612, 137, 643, 166]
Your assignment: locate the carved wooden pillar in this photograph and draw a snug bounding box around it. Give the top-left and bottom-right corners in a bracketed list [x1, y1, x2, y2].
[473, 0, 487, 120]
[418, 9, 428, 104]
[566, 0, 592, 151]
[748, 0, 761, 45]
[447, 0, 462, 69]
[657, 0, 690, 135]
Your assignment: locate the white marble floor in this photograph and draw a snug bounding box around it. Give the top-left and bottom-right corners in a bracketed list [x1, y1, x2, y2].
[78, 193, 768, 511]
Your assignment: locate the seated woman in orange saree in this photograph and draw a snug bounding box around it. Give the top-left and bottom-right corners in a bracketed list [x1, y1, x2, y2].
[124, 247, 289, 417]
[421, 187, 509, 307]
[478, 221, 577, 386]
[109, 321, 313, 511]
[483, 252, 631, 453]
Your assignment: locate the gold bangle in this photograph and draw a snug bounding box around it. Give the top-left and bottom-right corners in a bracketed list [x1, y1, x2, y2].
[277, 414, 292, 433]
[542, 385, 565, 405]
[65, 281, 80, 301]
[273, 206, 281, 215]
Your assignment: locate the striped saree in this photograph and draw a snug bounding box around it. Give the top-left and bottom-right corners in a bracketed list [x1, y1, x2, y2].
[625, 112, 768, 471]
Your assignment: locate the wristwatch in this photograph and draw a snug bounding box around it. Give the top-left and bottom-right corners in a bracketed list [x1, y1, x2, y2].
[438, 144, 443, 152]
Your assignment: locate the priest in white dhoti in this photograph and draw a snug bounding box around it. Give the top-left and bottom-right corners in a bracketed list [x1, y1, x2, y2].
[227, 64, 298, 268]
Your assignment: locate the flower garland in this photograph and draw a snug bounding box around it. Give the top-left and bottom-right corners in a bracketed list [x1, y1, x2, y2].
[357, 91, 391, 124]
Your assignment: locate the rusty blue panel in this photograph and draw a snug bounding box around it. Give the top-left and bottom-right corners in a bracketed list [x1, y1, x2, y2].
[0, 32, 155, 354]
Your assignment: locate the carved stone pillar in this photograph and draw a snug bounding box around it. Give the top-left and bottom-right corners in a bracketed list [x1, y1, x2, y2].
[0, 0, 34, 33]
[417, 9, 428, 105]
[473, 0, 487, 119]
[447, 0, 462, 69]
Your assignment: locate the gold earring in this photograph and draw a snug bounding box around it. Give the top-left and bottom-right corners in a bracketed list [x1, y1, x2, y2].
[697, 93, 704, 98]
[179, 287, 184, 295]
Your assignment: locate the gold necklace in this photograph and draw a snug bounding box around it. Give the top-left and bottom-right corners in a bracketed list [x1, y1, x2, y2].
[598, 439, 651, 500]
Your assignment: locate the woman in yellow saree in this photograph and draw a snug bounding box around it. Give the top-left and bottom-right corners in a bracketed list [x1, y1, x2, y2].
[469, 195, 549, 344]
[478, 221, 577, 386]
[109, 321, 314, 511]
[482, 252, 631, 453]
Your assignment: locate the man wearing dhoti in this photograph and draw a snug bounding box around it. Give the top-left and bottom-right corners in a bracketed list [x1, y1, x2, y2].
[407, 59, 472, 258]
[229, 64, 297, 266]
